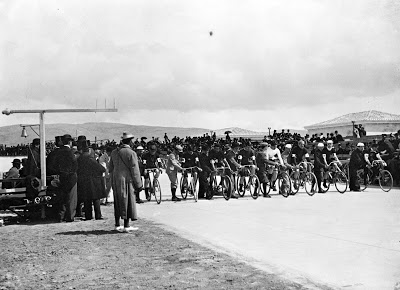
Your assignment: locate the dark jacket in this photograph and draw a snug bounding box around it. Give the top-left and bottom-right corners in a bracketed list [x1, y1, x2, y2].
[313, 149, 326, 169]
[349, 149, 365, 169]
[77, 152, 106, 200]
[53, 146, 78, 192]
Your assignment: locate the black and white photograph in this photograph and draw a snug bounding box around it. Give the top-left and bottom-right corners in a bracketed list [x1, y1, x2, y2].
[1, 1, 399, 289]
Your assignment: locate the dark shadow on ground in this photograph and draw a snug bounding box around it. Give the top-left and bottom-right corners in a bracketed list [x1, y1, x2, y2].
[56, 230, 123, 236]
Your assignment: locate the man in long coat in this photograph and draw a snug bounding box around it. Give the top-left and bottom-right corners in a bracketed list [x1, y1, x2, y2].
[109, 133, 143, 232]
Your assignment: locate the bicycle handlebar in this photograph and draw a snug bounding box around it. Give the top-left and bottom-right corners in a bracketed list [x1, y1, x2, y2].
[328, 161, 341, 166]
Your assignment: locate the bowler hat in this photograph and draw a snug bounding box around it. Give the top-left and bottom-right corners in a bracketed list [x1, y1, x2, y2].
[121, 132, 134, 140]
[77, 135, 87, 141]
[12, 158, 21, 164]
[62, 134, 74, 141]
[32, 138, 40, 146]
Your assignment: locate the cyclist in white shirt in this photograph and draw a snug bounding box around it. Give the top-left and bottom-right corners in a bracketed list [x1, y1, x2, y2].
[265, 140, 285, 191]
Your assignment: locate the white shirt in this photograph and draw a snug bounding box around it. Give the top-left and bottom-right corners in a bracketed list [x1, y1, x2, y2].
[266, 147, 284, 165]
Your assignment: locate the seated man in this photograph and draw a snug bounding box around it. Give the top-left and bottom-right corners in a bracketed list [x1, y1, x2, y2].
[2, 159, 22, 189]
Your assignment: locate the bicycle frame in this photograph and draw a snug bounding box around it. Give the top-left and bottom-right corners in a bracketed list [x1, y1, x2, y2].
[180, 167, 199, 201]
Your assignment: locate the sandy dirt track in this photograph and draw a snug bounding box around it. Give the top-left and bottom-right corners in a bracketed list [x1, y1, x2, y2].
[0, 205, 332, 290]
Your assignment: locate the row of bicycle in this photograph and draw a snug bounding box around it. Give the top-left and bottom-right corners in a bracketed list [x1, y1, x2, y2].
[140, 159, 393, 204]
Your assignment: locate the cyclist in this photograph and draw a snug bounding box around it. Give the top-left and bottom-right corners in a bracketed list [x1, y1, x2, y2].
[180, 145, 201, 195]
[313, 143, 326, 193]
[198, 144, 213, 199]
[364, 143, 387, 184]
[142, 143, 162, 201]
[237, 141, 256, 192]
[255, 142, 271, 198]
[209, 143, 226, 191]
[135, 145, 146, 203]
[322, 140, 340, 190]
[292, 140, 310, 165]
[224, 142, 242, 198]
[181, 145, 199, 168]
[265, 140, 285, 191]
[166, 144, 184, 201]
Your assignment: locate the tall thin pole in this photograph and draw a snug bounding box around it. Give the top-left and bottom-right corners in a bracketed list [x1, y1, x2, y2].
[39, 112, 46, 188]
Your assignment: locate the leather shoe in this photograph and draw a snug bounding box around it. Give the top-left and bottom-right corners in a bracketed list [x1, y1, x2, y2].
[136, 199, 144, 204]
[171, 196, 181, 201]
[263, 194, 271, 198]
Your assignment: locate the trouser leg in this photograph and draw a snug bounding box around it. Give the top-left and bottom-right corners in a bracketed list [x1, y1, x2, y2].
[93, 199, 102, 219]
[84, 199, 93, 220]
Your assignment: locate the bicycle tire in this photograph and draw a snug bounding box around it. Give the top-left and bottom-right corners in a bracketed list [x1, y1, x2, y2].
[304, 172, 317, 196]
[180, 175, 188, 199]
[334, 171, 348, 193]
[193, 172, 199, 202]
[153, 179, 162, 204]
[222, 176, 232, 200]
[379, 169, 393, 192]
[289, 171, 300, 195]
[237, 174, 246, 197]
[248, 174, 260, 199]
[278, 172, 291, 198]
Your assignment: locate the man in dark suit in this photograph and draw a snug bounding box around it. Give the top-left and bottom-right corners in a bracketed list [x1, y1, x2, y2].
[27, 138, 41, 177]
[54, 134, 78, 222]
[348, 143, 366, 191]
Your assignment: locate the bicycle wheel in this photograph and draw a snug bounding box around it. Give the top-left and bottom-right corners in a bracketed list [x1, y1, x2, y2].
[237, 174, 246, 197]
[357, 169, 369, 191]
[222, 176, 232, 200]
[180, 175, 188, 199]
[289, 171, 300, 195]
[278, 172, 291, 198]
[248, 175, 260, 199]
[379, 170, 393, 192]
[334, 171, 348, 193]
[304, 172, 317, 196]
[192, 172, 199, 202]
[153, 179, 162, 204]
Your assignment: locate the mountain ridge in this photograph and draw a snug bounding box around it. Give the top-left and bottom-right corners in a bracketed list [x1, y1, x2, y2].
[0, 123, 306, 145]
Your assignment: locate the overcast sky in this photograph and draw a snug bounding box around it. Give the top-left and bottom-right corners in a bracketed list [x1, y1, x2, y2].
[1, 0, 399, 132]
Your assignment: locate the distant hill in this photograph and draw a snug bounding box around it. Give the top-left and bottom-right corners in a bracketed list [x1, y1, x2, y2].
[0, 123, 306, 146]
